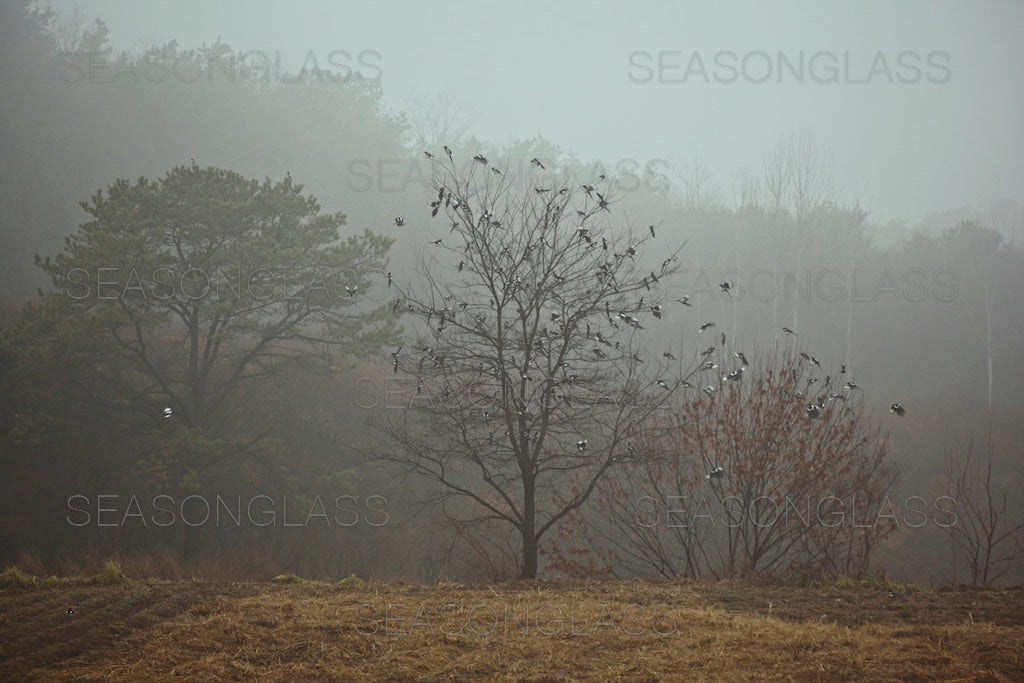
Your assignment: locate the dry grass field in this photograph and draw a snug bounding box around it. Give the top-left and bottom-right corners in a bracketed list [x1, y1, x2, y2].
[1, 567, 1022, 681]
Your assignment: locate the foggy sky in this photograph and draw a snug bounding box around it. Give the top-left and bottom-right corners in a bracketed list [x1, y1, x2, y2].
[48, 0, 1024, 228]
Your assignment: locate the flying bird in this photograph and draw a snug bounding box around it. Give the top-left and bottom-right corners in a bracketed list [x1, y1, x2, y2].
[163, 407, 173, 419]
[719, 281, 732, 298]
[677, 295, 692, 307]
[391, 347, 401, 374]
[724, 368, 744, 382]
[530, 157, 545, 169]
[394, 217, 405, 227]
[576, 439, 588, 452]
[699, 322, 716, 333]
[649, 225, 656, 237]
[473, 153, 488, 164]
[705, 466, 725, 481]
[444, 145, 453, 160]
[889, 402, 905, 416]
[783, 327, 797, 336]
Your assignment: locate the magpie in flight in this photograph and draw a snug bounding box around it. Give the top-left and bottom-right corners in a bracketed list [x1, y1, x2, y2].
[530, 157, 545, 169]
[889, 402, 905, 416]
[705, 466, 725, 481]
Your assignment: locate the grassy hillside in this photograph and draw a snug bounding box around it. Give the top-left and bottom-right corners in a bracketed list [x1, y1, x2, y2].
[2, 569, 1021, 681]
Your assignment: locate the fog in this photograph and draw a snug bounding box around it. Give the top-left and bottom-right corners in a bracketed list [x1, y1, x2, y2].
[1, 0, 1022, 588]
[48, 0, 1024, 225]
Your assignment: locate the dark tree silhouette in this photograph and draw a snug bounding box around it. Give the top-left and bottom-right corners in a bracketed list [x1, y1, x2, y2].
[375, 151, 688, 579]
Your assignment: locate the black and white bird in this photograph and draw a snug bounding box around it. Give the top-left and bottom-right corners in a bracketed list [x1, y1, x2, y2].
[576, 439, 588, 452]
[677, 295, 692, 307]
[66, 607, 74, 616]
[889, 402, 905, 416]
[783, 327, 798, 336]
[443, 145, 453, 160]
[345, 285, 358, 297]
[650, 304, 663, 319]
[724, 368, 744, 382]
[735, 351, 749, 367]
[163, 407, 173, 419]
[394, 217, 405, 227]
[530, 157, 545, 169]
[386, 272, 392, 289]
[699, 322, 716, 333]
[806, 403, 822, 419]
[705, 466, 725, 481]
[391, 347, 401, 374]
[719, 281, 732, 298]
[649, 225, 656, 238]
[473, 153, 488, 165]
[656, 379, 670, 390]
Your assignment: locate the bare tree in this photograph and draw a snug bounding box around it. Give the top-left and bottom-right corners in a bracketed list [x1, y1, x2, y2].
[403, 90, 477, 151]
[568, 347, 897, 581]
[374, 151, 688, 579]
[943, 429, 1024, 586]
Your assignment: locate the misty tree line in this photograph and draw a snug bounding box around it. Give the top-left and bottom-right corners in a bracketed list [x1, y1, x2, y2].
[1, 1, 1021, 584]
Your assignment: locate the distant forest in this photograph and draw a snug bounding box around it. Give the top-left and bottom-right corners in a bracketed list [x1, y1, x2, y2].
[1, 0, 1021, 586]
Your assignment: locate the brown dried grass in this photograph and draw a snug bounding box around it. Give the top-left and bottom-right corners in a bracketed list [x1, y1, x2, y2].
[9, 579, 1023, 681]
